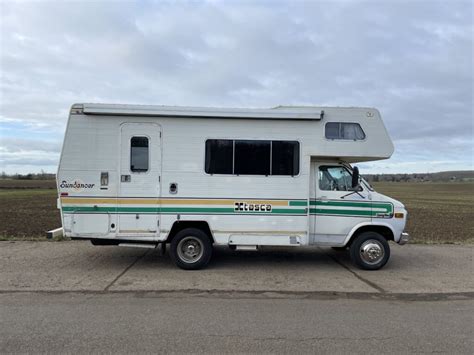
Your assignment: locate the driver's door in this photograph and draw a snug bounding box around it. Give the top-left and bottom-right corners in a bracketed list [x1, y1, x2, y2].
[311, 164, 371, 245]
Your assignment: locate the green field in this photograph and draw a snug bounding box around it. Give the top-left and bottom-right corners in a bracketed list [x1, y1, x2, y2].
[0, 180, 472, 243]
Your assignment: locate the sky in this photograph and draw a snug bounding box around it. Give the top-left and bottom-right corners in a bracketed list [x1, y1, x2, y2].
[0, 0, 473, 175]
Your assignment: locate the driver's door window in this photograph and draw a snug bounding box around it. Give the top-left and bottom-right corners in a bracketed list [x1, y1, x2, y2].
[312, 164, 369, 243]
[319, 166, 353, 191]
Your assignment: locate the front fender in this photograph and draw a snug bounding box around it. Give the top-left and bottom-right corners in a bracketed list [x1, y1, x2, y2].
[343, 221, 398, 246]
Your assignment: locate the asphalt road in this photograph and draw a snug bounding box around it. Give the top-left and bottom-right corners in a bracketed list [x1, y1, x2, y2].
[1, 242, 473, 353]
[1, 292, 473, 354]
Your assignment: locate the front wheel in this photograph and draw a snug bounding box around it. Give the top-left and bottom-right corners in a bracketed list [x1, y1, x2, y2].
[170, 228, 213, 270]
[349, 232, 390, 270]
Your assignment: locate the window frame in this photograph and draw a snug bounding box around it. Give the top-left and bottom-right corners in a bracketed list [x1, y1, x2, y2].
[130, 135, 150, 173]
[204, 138, 301, 177]
[324, 122, 366, 141]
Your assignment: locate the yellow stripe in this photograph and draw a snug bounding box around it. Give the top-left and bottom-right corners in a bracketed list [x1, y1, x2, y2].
[61, 197, 289, 206]
[62, 198, 156, 205]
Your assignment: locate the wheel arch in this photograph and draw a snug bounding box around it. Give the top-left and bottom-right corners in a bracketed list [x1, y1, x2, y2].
[165, 220, 214, 243]
[344, 222, 395, 247]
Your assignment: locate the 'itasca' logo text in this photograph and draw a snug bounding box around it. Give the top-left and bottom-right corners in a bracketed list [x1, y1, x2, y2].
[234, 202, 272, 212]
[60, 181, 95, 189]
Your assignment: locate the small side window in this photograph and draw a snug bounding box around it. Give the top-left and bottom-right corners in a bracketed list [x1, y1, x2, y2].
[130, 137, 149, 172]
[325, 122, 366, 140]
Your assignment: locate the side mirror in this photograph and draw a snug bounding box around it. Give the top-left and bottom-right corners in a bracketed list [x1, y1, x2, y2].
[352, 166, 360, 188]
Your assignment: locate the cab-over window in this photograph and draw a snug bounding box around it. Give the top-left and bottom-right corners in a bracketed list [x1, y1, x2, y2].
[325, 122, 366, 140]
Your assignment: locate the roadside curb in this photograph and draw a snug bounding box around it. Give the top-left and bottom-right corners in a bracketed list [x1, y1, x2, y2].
[1, 289, 473, 301]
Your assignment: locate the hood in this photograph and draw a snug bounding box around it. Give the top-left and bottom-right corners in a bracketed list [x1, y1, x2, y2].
[370, 191, 405, 209]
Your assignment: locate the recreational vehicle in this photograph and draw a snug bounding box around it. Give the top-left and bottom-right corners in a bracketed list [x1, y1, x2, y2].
[57, 103, 409, 270]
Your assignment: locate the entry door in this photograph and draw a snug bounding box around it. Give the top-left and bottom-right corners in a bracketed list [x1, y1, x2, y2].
[118, 123, 161, 237]
[310, 163, 371, 245]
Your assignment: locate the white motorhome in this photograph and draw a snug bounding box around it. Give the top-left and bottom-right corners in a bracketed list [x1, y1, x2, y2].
[57, 103, 409, 270]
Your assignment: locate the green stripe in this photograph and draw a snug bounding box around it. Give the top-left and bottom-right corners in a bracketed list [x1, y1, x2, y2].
[310, 208, 374, 216]
[310, 200, 381, 207]
[272, 208, 306, 214]
[289, 200, 308, 206]
[62, 205, 393, 217]
[309, 200, 393, 213]
[62, 206, 307, 215]
[160, 207, 235, 213]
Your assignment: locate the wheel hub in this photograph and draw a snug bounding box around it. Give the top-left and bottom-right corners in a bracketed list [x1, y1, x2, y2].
[360, 240, 384, 265]
[185, 243, 198, 257]
[177, 237, 204, 263]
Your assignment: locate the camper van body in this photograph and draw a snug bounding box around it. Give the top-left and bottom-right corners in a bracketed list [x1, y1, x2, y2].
[57, 103, 409, 270]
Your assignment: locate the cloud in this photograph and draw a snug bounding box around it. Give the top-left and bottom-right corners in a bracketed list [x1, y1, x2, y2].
[0, 137, 61, 154]
[0, 0, 472, 174]
[0, 137, 61, 174]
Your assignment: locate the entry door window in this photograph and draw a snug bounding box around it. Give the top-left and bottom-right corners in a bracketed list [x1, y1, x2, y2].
[319, 166, 352, 191]
[130, 137, 149, 172]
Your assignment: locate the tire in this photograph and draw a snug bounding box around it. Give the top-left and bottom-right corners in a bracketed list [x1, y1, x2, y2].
[331, 246, 347, 251]
[349, 232, 390, 270]
[170, 228, 213, 270]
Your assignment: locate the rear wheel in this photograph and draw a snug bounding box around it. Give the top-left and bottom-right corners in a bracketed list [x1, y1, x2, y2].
[349, 232, 390, 270]
[170, 228, 212, 270]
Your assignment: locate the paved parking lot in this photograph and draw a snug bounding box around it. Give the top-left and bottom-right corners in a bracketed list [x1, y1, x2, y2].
[0, 241, 472, 296]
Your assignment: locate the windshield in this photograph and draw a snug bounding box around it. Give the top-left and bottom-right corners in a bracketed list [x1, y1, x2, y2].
[360, 176, 374, 191]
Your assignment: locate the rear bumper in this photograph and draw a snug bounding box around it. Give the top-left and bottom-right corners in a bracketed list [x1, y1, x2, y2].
[398, 232, 410, 245]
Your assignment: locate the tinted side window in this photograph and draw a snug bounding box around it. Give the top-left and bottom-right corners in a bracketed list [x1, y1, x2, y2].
[325, 122, 366, 140]
[130, 137, 149, 172]
[234, 140, 270, 175]
[272, 141, 299, 176]
[205, 140, 233, 174]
